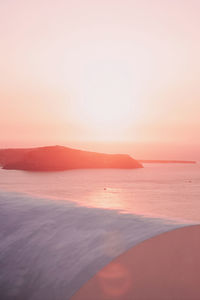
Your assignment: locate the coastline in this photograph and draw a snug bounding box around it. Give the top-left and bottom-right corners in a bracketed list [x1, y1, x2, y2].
[72, 225, 200, 300]
[0, 190, 189, 300]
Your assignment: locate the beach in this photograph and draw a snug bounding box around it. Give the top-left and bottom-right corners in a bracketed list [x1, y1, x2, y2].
[1, 0, 200, 297]
[0, 190, 188, 300]
[72, 225, 200, 300]
[0, 163, 199, 299]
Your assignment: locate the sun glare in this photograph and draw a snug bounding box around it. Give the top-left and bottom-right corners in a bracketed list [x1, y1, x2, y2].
[75, 61, 141, 140]
[82, 97, 131, 126]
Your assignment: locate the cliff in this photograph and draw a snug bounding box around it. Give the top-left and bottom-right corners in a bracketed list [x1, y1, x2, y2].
[1, 145, 143, 171]
[0, 148, 31, 166]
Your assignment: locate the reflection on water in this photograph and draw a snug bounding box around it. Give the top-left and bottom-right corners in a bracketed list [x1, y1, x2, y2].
[84, 188, 125, 211]
[0, 191, 185, 300]
[80, 187, 147, 217]
[1, 165, 198, 300]
[0, 163, 200, 221]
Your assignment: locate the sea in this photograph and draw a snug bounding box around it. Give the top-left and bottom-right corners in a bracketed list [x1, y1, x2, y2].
[0, 163, 200, 221]
[0, 163, 200, 299]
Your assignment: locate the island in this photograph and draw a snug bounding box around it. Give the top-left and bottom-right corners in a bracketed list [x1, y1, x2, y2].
[139, 160, 196, 164]
[0, 145, 143, 171]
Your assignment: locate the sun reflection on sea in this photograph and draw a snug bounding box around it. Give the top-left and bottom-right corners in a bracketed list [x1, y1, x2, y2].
[80, 188, 127, 213]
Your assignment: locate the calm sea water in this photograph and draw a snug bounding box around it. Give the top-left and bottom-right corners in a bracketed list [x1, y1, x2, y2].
[0, 163, 199, 299]
[0, 163, 199, 222]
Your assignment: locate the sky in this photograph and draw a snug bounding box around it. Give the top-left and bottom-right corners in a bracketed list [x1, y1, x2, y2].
[0, 0, 200, 159]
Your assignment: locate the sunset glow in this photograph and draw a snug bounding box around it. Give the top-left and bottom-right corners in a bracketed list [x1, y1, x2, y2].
[1, 1, 200, 299]
[0, 0, 200, 159]
[75, 61, 139, 140]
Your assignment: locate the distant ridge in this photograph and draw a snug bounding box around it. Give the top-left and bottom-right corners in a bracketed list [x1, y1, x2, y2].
[0, 145, 143, 171]
[0, 148, 31, 166]
[139, 160, 196, 164]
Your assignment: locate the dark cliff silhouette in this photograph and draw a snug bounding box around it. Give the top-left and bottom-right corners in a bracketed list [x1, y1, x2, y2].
[0, 146, 143, 171]
[0, 148, 31, 166]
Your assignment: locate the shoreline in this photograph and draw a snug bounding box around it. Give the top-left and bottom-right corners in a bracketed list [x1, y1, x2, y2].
[72, 224, 200, 300]
[0, 190, 188, 300]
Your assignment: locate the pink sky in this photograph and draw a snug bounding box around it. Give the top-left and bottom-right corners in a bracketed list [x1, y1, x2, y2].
[0, 0, 200, 158]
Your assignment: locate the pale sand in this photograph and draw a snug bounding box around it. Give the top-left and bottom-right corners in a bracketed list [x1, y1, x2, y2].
[71, 225, 200, 300]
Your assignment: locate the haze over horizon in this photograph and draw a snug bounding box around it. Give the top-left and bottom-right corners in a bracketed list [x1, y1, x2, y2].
[1, 0, 200, 160]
